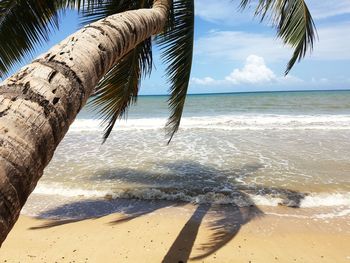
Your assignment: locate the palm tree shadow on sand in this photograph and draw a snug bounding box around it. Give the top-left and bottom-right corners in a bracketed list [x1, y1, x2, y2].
[30, 161, 307, 262]
[161, 203, 262, 263]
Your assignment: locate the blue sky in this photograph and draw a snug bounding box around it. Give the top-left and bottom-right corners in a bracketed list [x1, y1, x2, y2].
[4, 0, 350, 94]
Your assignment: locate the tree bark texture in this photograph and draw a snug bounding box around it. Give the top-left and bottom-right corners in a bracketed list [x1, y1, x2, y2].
[0, 0, 170, 245]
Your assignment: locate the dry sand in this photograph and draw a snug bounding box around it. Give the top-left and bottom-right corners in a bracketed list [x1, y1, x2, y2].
[0, 202, 349, 263]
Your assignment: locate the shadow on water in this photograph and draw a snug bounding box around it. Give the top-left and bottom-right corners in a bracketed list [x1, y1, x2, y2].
[30, 160, 307, 262]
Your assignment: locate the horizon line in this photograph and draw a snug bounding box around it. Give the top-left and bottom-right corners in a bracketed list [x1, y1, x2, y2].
[138, 88, 350, 97]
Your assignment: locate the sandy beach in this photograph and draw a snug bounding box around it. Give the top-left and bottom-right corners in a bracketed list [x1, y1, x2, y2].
[1, 201, 349, 263]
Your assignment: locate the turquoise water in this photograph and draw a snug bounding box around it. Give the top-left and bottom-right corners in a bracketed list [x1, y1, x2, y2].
[79, 90, 350, 119]
[23, 90, 350, 218]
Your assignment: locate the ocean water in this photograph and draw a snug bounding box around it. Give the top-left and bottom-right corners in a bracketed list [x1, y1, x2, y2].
[23, 90, 350, 219]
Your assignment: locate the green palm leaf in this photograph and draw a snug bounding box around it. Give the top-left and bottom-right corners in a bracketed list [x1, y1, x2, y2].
[83, 0, 154, 142]
[0, 0, 62, 77]
[156, 0, 194, 143]
[240, 0, 316, 74]
[77, 0, 153, 25]
[0, 0, 104, 78]
[89, 37, 153, 142]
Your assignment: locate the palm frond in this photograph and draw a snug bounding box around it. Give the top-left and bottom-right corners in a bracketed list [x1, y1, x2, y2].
[0, 0, 63, 77]
[78, 0, 153, 25]
[156, 0, 194, 143]
[61, 0, 103, 11]
[0, 0, 123, 78]
[89, 38, 153, 142]
[0, 1, 15, 21]
[240, 0, 316, 74]
[84, 0, 154, 142]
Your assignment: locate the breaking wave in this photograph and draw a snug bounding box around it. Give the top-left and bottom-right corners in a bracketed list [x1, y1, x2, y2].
[32, 184, 350, 209]
[69, 114, 350, 132]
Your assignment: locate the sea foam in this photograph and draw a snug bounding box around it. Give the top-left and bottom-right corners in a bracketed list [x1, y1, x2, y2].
[69, 114, 350, 132]
[32, 184, 350, 209]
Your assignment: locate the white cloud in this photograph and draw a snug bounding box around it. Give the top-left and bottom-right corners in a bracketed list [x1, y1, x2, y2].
[191, 76, 218, 86]
[195, 23, 350, 63]
[311, 77, 329, 84]
[195, 31, 290, 63]
[311, 23, 350, 61]
[195, 0, 350, 23]
[192, 55, 303, 87]
[195, 0, 254, 24]
[306, 0, 350, 19]
[225, 55, 276, 84]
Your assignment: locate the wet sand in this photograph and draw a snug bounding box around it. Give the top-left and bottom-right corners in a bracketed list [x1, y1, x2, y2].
[1, 202, 349, 263]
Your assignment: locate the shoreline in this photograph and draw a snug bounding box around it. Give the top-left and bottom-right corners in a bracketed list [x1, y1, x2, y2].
[1, 201, 349, 263]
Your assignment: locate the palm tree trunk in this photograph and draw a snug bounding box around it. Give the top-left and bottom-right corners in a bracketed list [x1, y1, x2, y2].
[0, 0, 170, 245]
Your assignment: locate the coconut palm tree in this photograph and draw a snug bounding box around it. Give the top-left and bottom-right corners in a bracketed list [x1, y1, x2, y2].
[0, 0, 316, 245]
